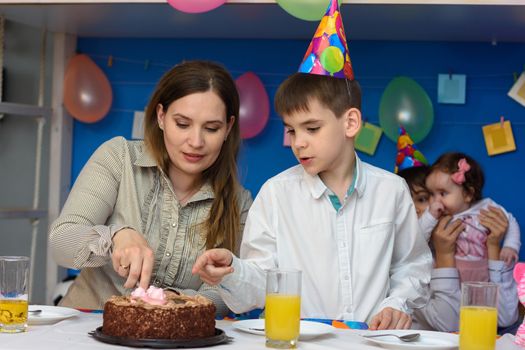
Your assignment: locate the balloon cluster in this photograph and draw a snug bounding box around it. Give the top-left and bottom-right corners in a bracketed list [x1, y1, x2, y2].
[166, 0, 226, 14]
[235, 72, 270, 139]
[276, 0, 330, 21]
[379, 77, 434, 144]
[63, 54, 113, 124]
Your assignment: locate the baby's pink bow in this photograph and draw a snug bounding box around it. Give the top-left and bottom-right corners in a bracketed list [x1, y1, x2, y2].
[451, 158, 471, 185]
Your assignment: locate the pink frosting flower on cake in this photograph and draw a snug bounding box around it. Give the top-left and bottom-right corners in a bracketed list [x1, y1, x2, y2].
[131, 286, 167, 305]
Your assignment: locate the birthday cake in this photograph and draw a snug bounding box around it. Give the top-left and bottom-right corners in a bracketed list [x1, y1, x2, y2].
[102, 286, 216, 340]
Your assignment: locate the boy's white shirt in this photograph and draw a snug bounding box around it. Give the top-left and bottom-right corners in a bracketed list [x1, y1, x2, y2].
[219, 155, 432, 322]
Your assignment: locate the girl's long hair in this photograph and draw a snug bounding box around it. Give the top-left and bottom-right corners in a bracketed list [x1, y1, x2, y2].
[143, 61, 241, 252]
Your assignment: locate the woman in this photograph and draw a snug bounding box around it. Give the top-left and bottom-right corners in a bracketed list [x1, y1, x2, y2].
[49, 61, 252, 316]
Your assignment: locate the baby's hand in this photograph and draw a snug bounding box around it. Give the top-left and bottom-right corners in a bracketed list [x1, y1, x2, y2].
[429, 201, 444, 219]
[500, 247, 519, 266]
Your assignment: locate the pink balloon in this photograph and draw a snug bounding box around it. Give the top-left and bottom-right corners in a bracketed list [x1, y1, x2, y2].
[167, 0, 226, 14]
[63, 54, 112, 123]
[235, 72, 270, 139]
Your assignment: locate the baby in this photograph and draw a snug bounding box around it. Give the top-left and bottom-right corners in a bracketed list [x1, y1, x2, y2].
[422, 152, 520, 281]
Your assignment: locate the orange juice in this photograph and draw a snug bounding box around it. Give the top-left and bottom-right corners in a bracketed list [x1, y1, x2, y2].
[0, 299, 28, 332]
[265, 294, 301, 341]
[459, 306, 497, 350]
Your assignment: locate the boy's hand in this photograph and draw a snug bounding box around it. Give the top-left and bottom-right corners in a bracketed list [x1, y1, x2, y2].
[368, 307, 412, 330]
[500, 247, 518, 266]
[428, 201, 444, 219]
[111, 228, 154, 289]
[192, 248, 235, 285]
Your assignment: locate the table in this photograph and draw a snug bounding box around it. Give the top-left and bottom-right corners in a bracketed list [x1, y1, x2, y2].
[0, 313, 382, 350]
[1, 312, 519, 349]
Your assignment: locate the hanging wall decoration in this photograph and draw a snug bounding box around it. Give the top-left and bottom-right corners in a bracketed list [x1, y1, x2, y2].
[379, 76, 434, 144]
[63, 54, 113, 123]
[508, 72, 525, 107]
[438, 74, 466, 104]
[482, 117, 516, 156]
[355, 122, 382, 156]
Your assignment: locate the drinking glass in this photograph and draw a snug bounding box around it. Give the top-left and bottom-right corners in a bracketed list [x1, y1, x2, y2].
[265, 268, 302, 349]
[0, 256, 30, 333]
[459, 281, 499, 350]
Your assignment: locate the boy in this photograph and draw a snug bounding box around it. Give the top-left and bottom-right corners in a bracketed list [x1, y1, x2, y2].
[193, 0, 432, 330]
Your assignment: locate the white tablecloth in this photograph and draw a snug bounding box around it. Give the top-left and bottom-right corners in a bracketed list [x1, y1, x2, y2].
[0, 313, 381, 350]
[1, 312, 519, 349]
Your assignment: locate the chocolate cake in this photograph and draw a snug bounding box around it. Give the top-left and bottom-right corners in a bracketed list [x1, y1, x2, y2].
[102, 288, 216, 340]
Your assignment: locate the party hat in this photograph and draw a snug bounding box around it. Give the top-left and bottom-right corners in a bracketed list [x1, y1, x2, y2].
[395, 126, 428, 173]
[298, 0, 354, 80]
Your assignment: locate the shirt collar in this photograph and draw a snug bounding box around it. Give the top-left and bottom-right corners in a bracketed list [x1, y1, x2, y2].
[134, 143, 157, 168]
[134, 143, 215, 201]
[303, 152, 366, 200]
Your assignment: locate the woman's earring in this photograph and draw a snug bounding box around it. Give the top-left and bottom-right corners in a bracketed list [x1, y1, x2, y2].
[159, 123, 164, 131]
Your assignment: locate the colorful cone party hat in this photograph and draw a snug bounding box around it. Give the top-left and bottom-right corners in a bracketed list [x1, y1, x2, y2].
[395, 126, 428, 173]
[298, 0, 354, 80]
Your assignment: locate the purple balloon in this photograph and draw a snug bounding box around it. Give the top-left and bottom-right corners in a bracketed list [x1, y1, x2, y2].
[235, 72, 270, 139]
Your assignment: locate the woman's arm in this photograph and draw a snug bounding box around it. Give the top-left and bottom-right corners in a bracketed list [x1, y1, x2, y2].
[49, 137, 131, 269]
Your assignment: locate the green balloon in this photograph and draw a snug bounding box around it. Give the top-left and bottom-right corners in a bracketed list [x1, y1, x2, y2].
[379, 77, 434, 143]
[276, 0, 331, 21]
[320, 47, 344, 74]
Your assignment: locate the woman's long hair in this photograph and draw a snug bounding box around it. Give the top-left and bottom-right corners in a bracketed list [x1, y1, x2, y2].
[143, 61, 241, 252]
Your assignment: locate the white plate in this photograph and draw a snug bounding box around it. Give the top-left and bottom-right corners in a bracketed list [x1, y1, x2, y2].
[231, 319, 335, 340]
[28, 305, 81, 325]
[359, 329, 458, 350]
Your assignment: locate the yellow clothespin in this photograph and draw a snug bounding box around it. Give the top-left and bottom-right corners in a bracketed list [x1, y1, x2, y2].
[107, 55, 113, 67]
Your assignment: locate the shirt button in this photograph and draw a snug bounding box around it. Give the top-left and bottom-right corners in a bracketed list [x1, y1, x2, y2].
[154, 280, 160, 285]
[165, 252, 171, 257]
[171, 222, 176, 227]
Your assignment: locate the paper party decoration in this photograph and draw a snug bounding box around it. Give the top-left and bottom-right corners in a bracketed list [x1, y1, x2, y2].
[355, 122, 382, 156]
[508, 72, 525, 107]
[482, 118, 516, 156]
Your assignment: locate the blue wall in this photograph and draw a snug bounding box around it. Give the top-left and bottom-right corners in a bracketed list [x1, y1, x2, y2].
[73, 38, 525, 259]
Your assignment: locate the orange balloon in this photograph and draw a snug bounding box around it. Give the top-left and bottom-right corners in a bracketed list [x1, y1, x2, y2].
[63, 54, 112, 123]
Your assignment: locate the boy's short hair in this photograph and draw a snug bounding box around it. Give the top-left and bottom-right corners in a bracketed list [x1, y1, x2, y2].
[397, 166, 430, 194]
[274, 73, 361, 118]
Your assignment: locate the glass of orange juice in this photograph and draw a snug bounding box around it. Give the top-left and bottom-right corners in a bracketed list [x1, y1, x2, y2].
[0, 256, 30, 333]
[265, 268, 301, 349]
[459, 281, 499, 350]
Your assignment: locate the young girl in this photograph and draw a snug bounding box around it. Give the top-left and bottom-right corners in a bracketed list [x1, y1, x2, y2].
[424, 152, 520, 282]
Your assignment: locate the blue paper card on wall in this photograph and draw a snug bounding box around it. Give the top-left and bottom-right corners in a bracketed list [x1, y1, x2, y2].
[438, 74, 466, 104]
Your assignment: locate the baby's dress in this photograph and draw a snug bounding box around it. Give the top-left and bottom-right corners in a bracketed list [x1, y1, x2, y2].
[452, 197, 522, 282]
